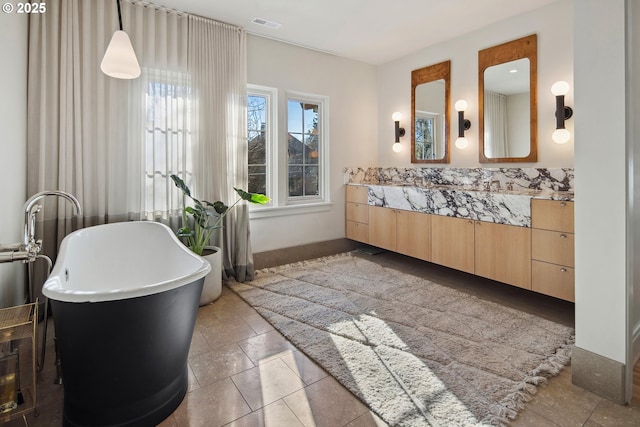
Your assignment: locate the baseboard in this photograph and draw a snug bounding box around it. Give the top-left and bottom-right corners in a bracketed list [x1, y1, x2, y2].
[572, 345, 626, 404]
[253, 238, 360, 270]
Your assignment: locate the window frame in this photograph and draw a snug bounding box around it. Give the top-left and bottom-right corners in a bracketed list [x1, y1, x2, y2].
[284, 91, 330, 206]
[247, 87, 332, 219]
[247, 84, 277, 208]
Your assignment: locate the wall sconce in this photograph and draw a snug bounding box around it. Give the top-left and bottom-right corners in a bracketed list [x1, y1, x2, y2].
[551, 81, 573, 144]
[101, 0, 141, 79]
[392, 112, 405, 152]
[454, 100, 471, 149]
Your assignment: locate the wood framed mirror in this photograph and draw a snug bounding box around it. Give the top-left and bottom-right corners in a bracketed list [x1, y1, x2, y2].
[411, 60, 450, 163]
[478, 34, 537, 163]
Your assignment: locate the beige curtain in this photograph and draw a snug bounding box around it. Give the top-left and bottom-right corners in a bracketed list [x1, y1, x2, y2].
[188, 16, 252, 281]
[484, 90, 509, 158]
[27, 1, 253, 289]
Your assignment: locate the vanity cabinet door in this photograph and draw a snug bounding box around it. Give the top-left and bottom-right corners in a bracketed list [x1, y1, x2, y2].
[474, 221, 532, 290]
[396, 210, 431, 261]
[369, 206, 397, 251]
[431, 215, 474, 274]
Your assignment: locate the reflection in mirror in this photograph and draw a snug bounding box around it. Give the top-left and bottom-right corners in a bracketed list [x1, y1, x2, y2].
[479, 34, 537, 163]
[483, 58, 530, 158]
[411, 60, 450, 163]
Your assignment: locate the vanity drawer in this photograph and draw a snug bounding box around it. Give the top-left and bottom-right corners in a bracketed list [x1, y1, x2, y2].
[346, 202, 369, 223]
[531, 199, 574, 232]
[346, 220, 368, 243]
[532, 260, 575, 302]
[346, 185, 369, 204]
[532, 229, 574, 267]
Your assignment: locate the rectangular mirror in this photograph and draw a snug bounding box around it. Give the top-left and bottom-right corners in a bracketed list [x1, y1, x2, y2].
[411, 60, 450, 163]
[478, 34, 537, 163]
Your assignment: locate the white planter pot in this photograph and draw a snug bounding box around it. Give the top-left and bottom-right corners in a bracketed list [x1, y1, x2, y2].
[200, 246, 222, 305]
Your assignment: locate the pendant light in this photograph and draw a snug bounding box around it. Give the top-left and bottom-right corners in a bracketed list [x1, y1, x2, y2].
[101, 0, 141, 79]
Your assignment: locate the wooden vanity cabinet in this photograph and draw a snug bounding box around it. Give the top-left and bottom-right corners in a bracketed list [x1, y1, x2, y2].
[369, 206, 432, 261]
[475, 221, 531, 290]
[531, 199, 575, 302]
[345, 185, 369, 243]
[431, 215, 475, 274]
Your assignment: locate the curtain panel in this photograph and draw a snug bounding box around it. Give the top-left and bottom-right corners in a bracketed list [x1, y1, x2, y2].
[27, 0, 253, 292]
[484, 90, 509, 158]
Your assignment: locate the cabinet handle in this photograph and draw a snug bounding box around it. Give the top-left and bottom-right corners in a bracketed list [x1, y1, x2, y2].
[560, 202, 566, 207]
[560, 234, 567, 239]
[560, 268, 567, 272]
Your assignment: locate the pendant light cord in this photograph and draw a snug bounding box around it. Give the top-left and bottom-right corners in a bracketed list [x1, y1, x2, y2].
[116, 0, 123, 31]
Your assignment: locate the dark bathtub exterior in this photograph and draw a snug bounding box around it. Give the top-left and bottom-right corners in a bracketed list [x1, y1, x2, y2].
[51, 277, 204, 427]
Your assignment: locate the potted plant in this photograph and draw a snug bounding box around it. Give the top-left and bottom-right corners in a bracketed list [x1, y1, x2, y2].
[170, 174, 269, 304]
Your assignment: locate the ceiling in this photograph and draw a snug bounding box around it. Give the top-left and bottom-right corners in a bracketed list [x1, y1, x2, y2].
[155, 0, 558, 65]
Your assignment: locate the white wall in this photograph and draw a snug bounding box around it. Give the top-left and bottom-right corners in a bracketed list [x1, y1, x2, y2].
[0, 12, 28, 306]
[574, 0, 626, 364]
[630, 0, 640, 369]
[247, 35, 377, 253]
[376, 0, 574, 168]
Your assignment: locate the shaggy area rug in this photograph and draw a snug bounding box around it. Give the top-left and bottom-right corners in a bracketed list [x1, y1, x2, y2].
[229, 253, 574, 426]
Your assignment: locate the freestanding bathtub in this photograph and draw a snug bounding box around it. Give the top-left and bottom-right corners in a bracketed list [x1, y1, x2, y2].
[43, 221, 211, 427]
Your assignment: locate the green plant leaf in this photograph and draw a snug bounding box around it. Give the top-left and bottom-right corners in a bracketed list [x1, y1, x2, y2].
[212, 201, 228, 215]
[234, 188, 270, 204]
[170, 174, 191, 197]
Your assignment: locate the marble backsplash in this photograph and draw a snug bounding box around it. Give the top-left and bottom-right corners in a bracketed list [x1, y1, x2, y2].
[344, 167, 574, 193]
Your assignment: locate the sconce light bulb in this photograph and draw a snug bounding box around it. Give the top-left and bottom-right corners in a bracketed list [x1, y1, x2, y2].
[392, 112, 402, 122]
[455, 137, 468, 149]
[454, 100, 468, 112]
[392, 142, 402, 153]
[551, 81, 570, 96]
[552, 128, 571, 144]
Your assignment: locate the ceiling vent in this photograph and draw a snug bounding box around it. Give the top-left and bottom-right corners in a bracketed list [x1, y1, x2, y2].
[251, 17, 281, 29]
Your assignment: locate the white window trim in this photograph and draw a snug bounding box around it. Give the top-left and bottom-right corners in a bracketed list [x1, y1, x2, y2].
[247, 87, 331, 219]
[247, 84, 277, 208]
[284, 90, 330, 206]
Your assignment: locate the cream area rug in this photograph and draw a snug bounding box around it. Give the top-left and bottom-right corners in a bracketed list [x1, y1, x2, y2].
[229, 253, 574, 426]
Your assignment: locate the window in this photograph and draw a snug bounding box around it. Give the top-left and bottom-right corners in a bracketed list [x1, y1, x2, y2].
[287, 99, 320, 199]
[143, 70, 192, 217]
[247, 85, 276, 203]
[247, 87, 329, 216]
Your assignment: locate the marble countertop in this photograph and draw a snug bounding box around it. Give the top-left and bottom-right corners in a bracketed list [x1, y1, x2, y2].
[347, 183, 574, 227]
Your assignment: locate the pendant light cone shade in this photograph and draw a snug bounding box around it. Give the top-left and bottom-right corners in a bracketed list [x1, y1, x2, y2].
[101, 30, 141, 79]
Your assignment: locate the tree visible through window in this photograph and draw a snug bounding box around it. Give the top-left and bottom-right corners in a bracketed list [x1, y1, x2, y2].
[247, 94, 267, 195]
[287, 100, 319, 197]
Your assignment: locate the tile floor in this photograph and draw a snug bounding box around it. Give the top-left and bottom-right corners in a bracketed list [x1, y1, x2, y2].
[7, 250, 640, 426]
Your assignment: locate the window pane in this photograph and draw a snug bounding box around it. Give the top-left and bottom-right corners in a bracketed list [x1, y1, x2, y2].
[248, 165, 266, 194]
[248, 93, 268, 197]
[288, 133, 304, 165]
[304, 166, 319, 196]
[288, 100, 302, 133]
[288, 166, 303, 196]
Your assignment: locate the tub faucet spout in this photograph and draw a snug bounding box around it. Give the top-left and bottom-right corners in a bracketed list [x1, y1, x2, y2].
[22, 191, 82, 262]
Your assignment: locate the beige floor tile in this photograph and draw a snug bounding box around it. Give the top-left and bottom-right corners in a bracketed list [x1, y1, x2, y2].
[520, 372, 603, 427]
[199, 318, 257, 348]
[223, 399, 305, 427]
[189, 343, 255, 387]
[511, 407, 561, 427]
[188, 328, 212, 357]
[237, 329, 298, 365]
[344, 411, 390, 427]
[587, 398, 640, 426]
[284, 376, 369, 427]
[231, 358, 306, 411]
[172, 378, 252, 427]
[281, 350, 328, 385]
[244, 312, 276, 334]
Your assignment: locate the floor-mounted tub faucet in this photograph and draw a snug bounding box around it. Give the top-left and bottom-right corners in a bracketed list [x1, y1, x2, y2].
[21, 190, 82, 262]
